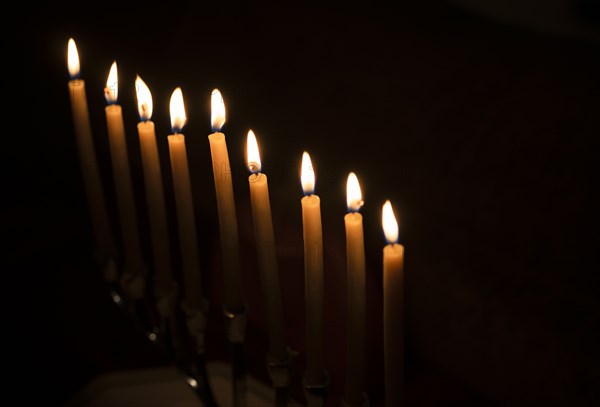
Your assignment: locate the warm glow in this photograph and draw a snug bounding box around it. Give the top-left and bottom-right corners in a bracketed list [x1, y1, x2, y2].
[346, 172, 364, 212]
[211, 89, 226, 131]
[67, 38, 80, 79]
[104, 61, 118, 104]
[135, 75, 153, 121]
[301, 151, 315, 195]
[246, 130, 261, 173]
[170, 87, 187, 133]
[382, 200, 399, 244]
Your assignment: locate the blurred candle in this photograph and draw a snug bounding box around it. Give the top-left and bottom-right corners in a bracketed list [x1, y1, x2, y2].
[167, 88, 204, 309]
[382, 200, 404, 407]
[104, 61, 144, 284]
[300, 152, 324, 385]
[135, 76, 173, 297]
[208, 89, 243, 312]
[246, 130, 287, 362]
[343, 172, 366, 405]
[67, 39, 116, 266]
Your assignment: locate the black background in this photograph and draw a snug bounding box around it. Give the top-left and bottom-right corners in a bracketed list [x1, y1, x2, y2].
[6, 0, 600, 405]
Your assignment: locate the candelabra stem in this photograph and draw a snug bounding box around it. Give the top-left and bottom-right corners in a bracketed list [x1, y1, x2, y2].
[267, 348, 296, 407]
[304, 371, 329, 407]
[275, 386, 289, 407]
[182, 300, 218, 406]
[190, 353, 219, 407]
[341, 394, 370, 407]
[155, 283, 178, 360]
[224, 305, 248, 407]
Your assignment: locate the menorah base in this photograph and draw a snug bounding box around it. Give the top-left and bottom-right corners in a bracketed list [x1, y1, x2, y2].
[66, 362, 301, 407]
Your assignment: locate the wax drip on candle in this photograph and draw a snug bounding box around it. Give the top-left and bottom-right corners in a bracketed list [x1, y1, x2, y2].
[104, 61, 118, 104]
[170, 87, 187, 134]
[301, 151, 316, 196]
[135, 75, 153, 122]
[382, 200, 399, 244]
[346, 172, 364, 213]
[67, 38, 80, 79]
[246, 130, 261, 174]
[211, 89, 226, 132]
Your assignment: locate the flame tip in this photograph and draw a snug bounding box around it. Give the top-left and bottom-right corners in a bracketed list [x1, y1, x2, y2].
[105, 61, 119, 103]
[246, 130, 261, 173]
[346, 172, 363, 212]
[211, 89, 226, 131]
[170, 87, 187, 132]
[67, 38, 80, 78]
[301, 152, 315, 195]
[382, 200, 399, 244]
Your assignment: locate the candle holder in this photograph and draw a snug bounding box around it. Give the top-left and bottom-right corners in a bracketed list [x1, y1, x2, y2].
[224, 304, 249, 407]
[154, 282, 178, 360]
[303, 371, 330, 407]
[341, 394, 370, 407]
[119, 269, 159, 335]
[181, 299, 219, 407]
[267, 348, 297, 407]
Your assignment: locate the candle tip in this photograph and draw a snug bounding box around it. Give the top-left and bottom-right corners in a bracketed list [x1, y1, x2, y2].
[246, 130, 262, 174]
[67, 38, 80, 79]
[170, 87, 187, 133]
[346, 172, 364, 212]
[301, 151, 315, 195]
[211, 89, 226, 132]
[105, 61, 118, 104]
[135, 75, 153, 121]
[382, 200, 399, 244]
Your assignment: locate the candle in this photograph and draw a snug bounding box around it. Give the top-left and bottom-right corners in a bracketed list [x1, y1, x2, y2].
[67, 39, 116, 269]
[343, 172, 366, 405]
[104, 61, 144, 288]
[382, 200, 404, 407]
[135, 76, 173, 298]
[167, 88, 204, 310]
[208, 89, 243, 312]
[300, 152, 324, 385]
[246, 130, 287, 362]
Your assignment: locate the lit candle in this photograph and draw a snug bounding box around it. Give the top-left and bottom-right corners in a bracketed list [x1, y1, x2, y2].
[300, 152, 324, 385]
[382, 200, 404, 407]
[67, 39, 116, 270]
[104, 61, 144, 290]
[135, 76, 173, 298]
[167, 88, 204, 310]
[246, 130, 287, 362]
[343, 172, 366, 406]
[208, 89, 243, 312]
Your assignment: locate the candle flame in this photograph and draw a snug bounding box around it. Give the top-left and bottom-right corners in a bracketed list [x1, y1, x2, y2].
[135, 75, 153, 121]
[382, 200, 399, 244]
[211, 89, 226, 131]
[246, 130, 261, 174]
[301, 151, 315, 195]
[104, 61, 118, 104]
[170, 87, 187, 133]
[346, 172, 364, 212]
[67, 38, 80, 79]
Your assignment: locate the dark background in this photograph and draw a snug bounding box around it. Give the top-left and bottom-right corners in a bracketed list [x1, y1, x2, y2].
[6, 0, 600, 405]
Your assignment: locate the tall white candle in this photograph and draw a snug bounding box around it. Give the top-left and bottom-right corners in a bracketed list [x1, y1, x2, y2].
[382, 200, 404, 407]
[67, 39, 116, 269]
[246, 130, 287, 362]
[168, 88, 204, 309]
[135, 76, 173, 298]
[208, 89, 243, 312]
[104, 62, 144, 291]
[343, 172, 366, 405]
[300, 152, 324, 385]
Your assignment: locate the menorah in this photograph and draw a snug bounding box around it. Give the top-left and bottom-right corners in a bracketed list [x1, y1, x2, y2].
[100, 257, 323, 407]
